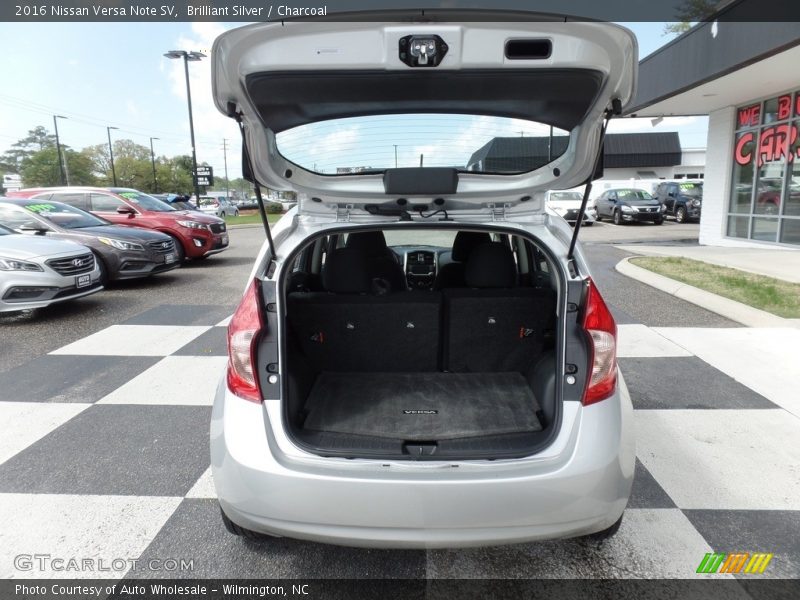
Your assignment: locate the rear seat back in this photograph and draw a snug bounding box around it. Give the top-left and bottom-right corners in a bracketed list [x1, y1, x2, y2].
[287, 247, 440, 372]
[444, 243, 556, 373]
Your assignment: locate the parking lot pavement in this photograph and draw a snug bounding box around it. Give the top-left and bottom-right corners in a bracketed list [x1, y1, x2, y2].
[1, 303, 799, 580]
[1, 220, 798, 582]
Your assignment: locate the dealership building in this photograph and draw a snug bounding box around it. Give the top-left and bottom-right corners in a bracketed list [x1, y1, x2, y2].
[628, 19, 800, 248]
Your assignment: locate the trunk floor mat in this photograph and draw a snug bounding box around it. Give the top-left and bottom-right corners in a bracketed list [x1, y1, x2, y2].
[303, 372, 542, 441]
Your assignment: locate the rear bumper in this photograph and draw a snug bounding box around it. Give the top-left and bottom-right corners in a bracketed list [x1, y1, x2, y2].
[211, 372, 635, 548]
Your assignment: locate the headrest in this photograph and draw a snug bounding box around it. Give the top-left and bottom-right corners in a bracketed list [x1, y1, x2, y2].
[322, 247, 371, 294]
[464, 243, 517, 288]
[346, 231, 389, 257]
[451, 231, 493, 262]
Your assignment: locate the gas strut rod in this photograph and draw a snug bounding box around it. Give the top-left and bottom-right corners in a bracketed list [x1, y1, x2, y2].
[234, 111, 276, 261]
[566, 98, 621, 264]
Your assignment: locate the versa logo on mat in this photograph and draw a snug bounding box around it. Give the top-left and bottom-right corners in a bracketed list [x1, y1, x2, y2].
[696, 552, 774, 574]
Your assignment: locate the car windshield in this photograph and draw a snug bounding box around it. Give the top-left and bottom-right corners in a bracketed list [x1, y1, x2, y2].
[550, 192, 583, 201]
[679, 183, 703, 197]
[22, 200, 110, 229]
[116, 190, 176, 212]
[617, 189, 653, 202]
[276, 113, 570, 175]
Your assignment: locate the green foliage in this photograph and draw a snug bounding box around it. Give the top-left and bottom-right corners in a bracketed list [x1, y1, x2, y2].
[265, 202, 283, 214]
[662, 0, 717, 36]
[19, 147, 96, 187]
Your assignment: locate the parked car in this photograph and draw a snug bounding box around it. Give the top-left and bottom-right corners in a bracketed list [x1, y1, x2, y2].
[152, 193, 200, 212]
[544, 190, 596, 226]
[209, 15, 636, 548]
[8, 187, 228, 262]
[198, 196, 240, 218]
[595, 188, 664, 225]
[653, 181, 702, 223]
[0, 198, 181, 283]
[0, 222, 102, 313]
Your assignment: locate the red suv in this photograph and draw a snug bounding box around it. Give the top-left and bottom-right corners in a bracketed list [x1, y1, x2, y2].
[8, 187, 228, 261]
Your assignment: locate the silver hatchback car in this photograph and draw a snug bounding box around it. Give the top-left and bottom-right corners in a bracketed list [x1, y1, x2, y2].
[210, 13, 636, 548]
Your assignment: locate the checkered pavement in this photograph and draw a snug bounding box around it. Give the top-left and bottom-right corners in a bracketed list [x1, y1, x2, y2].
[1, 304, 798, 580]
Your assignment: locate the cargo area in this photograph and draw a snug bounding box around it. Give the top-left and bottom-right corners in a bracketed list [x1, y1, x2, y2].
[279, 229, 562, 459]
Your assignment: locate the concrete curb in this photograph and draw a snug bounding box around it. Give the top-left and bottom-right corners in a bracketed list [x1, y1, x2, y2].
[226, 223, 267, 230]
[615, 257, 798, 328]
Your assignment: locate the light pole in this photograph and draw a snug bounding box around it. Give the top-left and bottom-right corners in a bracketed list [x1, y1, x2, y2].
[393, 144, 398, 168]
[164, 49, 205, 203]
[106, 126, 119, 186]
[53, 115, 67, 185]
[149, 137, 159, 193]
[222, 138, 229, 201]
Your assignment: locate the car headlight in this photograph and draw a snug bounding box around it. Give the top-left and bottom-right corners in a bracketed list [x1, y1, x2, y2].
[620, 205, 634, 213]
[98, 237, 145, 251]
[0, 257, 44, 271]
[692, 199, 702, 207]
[177, 220, 209, 231]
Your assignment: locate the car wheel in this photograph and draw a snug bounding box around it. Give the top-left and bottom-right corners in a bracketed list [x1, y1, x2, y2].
[93, 253, 109, 285]
[655, 217, 664, 225]
[585, 513, 624, 542]
[676, 206, 687, 223]
[220, 212, 226, 219]
[220, 506, 271, 541]
[613, 210, 622, 225]
[234, 209, 239, 217]
[168, 234, 186, 263]
[595, 212, 602, 222]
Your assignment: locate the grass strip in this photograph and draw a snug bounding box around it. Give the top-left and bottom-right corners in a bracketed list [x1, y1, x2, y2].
[630, 256, 800, 318]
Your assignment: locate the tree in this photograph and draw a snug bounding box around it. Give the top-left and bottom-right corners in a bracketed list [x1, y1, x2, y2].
[18, 146, 96, 187]
[663, 0, 718, 35]
[1, 126, 57, 173]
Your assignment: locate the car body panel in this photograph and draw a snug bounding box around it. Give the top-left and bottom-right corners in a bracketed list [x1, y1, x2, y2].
[0, 226, 103, 312]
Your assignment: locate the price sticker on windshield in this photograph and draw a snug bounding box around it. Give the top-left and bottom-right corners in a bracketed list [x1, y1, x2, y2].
[26, 203, 56, 213]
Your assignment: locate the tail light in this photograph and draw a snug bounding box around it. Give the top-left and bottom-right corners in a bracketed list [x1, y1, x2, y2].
[581, 277, 617, 405]
[226, 279, 264, 403]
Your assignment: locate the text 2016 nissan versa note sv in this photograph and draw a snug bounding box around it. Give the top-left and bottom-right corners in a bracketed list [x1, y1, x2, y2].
[210, 13, 637, 548]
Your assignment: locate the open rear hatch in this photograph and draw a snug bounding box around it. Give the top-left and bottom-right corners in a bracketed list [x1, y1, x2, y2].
[212, 13, 637, 215]
[212, 13, 637, 459]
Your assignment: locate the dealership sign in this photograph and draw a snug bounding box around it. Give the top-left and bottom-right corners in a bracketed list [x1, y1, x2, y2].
[735, 94, 800, 167]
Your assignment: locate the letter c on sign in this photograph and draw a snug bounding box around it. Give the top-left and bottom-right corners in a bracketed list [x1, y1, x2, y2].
[734, 132, 754, 166]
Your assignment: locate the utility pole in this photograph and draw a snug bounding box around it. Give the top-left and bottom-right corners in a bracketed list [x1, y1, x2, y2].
[419, 153, 424, 167]
[149, 137, 159, 193]
[222, 138, 229, 201]
[394, 144, 398, 168]
[53, 115, 66, 185]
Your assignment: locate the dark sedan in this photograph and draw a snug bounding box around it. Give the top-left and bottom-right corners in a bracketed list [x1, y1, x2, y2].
[594, 188, 664, 225]
[0, 199, 180, 282]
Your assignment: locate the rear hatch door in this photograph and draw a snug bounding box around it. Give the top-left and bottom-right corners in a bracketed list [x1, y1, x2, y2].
[212, 13, 637, 217]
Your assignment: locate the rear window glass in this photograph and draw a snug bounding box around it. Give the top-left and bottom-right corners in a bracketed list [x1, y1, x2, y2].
[276, 114, 569, 176]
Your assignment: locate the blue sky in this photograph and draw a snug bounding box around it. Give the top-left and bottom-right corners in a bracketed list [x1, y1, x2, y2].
[0, 21, 707, 180]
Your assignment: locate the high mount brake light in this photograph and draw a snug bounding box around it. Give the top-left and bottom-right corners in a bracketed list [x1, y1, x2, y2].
[581, 278, 617, 405]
